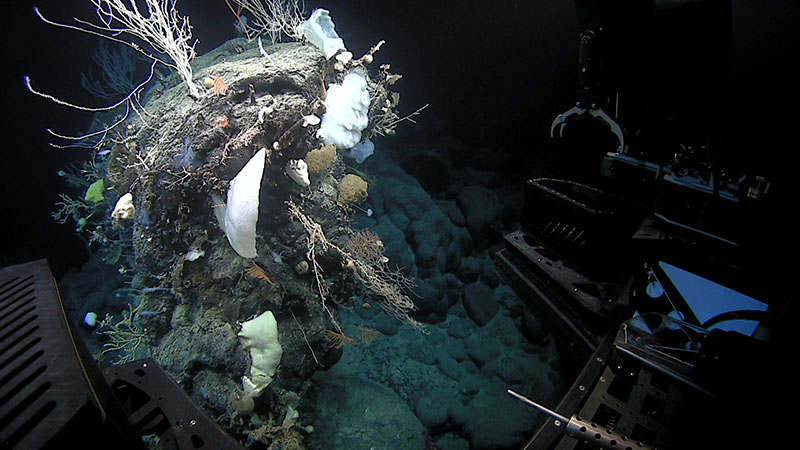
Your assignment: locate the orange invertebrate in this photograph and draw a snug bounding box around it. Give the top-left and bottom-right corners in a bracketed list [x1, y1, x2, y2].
[213, 75, 228, 96]
[215, 114, 229, 128]
[354, 326, 380, 345]
[325, 330, 358, 349]
[245, 262, 273, 284]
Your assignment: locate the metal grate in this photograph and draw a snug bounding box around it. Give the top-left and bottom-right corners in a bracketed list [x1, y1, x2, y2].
[0, 259, 143, 449]
[522, 178, 644, 277]
[0, 262, 55, 448]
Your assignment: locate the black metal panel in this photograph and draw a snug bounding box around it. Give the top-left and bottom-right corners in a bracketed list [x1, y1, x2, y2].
[521, 178, 645, 279]
[0, 259, 143, 449]
[103, 358, 245, 450]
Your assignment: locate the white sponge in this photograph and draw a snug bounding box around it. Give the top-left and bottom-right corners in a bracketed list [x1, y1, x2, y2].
[238, 310, 282, 396]
[301, 9, 346, 59]
[317, 73, 370, 149]
[221, 148, 266, 258]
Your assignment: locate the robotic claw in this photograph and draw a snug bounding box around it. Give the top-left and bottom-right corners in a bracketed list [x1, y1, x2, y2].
[498, 2, 793, 449]
[550, 30, 626, 153]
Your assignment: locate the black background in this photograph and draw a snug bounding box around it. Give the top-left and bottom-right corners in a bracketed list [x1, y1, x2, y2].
[2, 0, 798, 278]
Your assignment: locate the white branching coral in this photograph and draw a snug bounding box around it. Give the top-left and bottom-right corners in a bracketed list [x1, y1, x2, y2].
[230, 0, 306, 43]
[33, 1, 200, 98]
[88, 0, 201, 98]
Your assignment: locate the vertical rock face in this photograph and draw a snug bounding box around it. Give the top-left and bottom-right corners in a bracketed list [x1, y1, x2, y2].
[52, 19, 442, 445]
[71, 39, 391, 444]
[49, 11, 566, 449]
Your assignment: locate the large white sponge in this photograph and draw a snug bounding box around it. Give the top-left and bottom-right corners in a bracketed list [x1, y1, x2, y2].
[317, 73, 370, 149]
[221, 148, 267, 258]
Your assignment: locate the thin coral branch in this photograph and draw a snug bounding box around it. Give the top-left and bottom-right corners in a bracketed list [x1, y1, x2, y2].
[25, 59, 157, 145]
[81, 39, 140, 100]
[52, 194, 92, 225]
[290, 309, 320, 366]
[25, 58, 155, 113]
[287, 200, 342, 334]
[354, 325, 380, 345]
[98, 302, 149, 365]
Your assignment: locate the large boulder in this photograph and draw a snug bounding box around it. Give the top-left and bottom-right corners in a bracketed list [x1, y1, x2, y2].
[308, 372, 427, 449]
[461, 282, 499, 327]
[456, 185, 503, 247]
[451, 382, 543, 450]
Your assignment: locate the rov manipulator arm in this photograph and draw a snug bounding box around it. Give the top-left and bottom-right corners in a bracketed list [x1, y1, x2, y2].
[507, 389, 654, 450]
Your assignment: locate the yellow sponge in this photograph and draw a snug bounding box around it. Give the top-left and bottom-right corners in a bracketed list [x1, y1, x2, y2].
[306, 144, 337, 175]
[337, 174, 368, 206]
